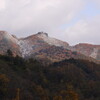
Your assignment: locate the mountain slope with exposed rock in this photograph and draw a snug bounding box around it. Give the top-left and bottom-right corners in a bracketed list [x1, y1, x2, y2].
[0, 31, 21, 56]
[0, 31, 99, 63]
[72, 43, 100, 60]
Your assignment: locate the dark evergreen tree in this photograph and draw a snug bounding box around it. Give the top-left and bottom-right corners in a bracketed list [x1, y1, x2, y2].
[7, 49, 13, 56]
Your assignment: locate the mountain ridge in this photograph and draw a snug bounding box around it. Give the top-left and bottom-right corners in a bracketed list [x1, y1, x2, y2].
[0, 31, 99, 63]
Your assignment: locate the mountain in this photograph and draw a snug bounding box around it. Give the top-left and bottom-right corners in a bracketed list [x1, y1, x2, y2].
[19, 32, 91, 63]
[0, 31, 21, 56]
[18, 32, 69, 57]
[0, 31, 100, 100]
[0, 31, 99, 63]
[72, 43, 100, 60]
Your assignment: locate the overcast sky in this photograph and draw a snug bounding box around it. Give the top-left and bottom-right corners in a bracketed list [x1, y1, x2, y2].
[0, 0, 100, 45]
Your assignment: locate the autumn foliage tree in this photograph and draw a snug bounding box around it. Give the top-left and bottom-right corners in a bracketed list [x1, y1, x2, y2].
[7, 49, 13, 56]
[53, 96, 63, 100]
[0, 74, 9, 100]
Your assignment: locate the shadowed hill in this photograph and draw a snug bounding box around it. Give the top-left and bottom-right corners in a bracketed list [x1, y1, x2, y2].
[0, 54, 100, 100]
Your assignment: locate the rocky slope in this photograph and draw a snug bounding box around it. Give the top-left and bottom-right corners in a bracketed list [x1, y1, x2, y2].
[0, 31, 21, 56]
[18, 32, 83, 62]
[0, 31, 99, 63]
[72, 43, 100, 60]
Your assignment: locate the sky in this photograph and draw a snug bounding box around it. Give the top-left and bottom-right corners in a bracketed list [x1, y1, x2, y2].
[0, 0, 100, 45]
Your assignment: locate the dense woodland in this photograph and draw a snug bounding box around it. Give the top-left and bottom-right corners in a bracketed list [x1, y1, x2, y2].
[0, 50, 100, 100]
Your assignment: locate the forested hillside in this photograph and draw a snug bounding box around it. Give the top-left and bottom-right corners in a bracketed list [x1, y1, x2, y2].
[0, 54, 100, 100]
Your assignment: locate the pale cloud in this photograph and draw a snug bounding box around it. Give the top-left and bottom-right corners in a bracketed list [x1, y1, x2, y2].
[89, 0, 100, 9]
[0, 0, 99, 45]
[92, 0, 100, 6]
[65, 15, 100, 45]
[0, 0, 6, 11]
[0, 0, 84, 37]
